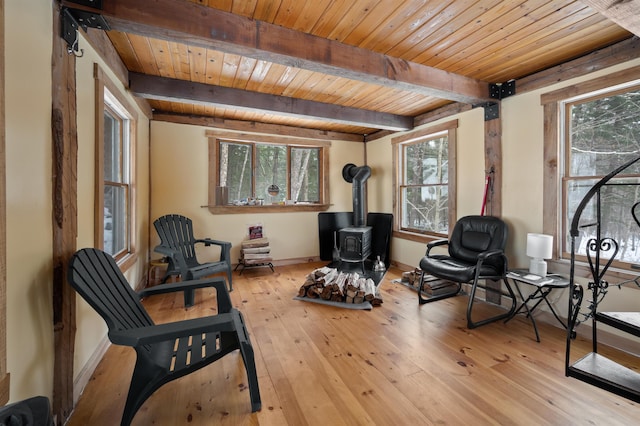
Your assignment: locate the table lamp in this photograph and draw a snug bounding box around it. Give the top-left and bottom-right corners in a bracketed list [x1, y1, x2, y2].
[526, 233, 553, 277]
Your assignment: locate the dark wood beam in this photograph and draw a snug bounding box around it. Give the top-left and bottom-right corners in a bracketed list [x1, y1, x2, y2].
[152, 112, 364, 142]
[580, 0, 640, 37]
[0, 0, 8, 406]
[63, 0, 493, 105]
[130, 73, 413, 131]
[52, 2, 78, 424]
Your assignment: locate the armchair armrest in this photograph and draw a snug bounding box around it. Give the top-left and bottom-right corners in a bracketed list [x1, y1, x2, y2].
[138, 276, 232, 312]
[109, 313, 239, 346]
[475, 249, 508, 273]
[153, 244, 188, 270]
[196, 238, 231, 247]
[426, 239, 449, 256]
[195, 239, 232, 262]
[477, 248, 504, 261]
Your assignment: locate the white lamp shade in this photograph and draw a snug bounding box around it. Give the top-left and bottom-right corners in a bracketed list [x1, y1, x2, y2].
[526, 233, 553, 259]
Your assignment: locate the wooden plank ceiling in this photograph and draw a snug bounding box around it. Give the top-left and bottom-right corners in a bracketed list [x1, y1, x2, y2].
[67, 0, 634, 136]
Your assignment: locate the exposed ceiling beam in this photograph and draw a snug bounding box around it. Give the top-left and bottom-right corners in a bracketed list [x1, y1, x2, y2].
[580, 0, 640, 37]
[64, 0, 493, 105]
[129, 73, 413, 131]
[152, 112, 365, 142]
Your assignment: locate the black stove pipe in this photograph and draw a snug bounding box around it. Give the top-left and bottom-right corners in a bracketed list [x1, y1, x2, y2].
[342, 163, 371, 227]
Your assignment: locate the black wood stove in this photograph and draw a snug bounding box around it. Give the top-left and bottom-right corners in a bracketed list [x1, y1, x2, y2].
[338, 164, 372, 271]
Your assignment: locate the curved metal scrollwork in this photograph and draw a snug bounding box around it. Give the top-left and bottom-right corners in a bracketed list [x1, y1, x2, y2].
[568, 284, 584, 340]
[586, 237, 618, 284]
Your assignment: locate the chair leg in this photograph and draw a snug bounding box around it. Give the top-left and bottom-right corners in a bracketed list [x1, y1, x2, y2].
[120, 360, 164, 426]
[227, 267, 233, 292]
[183, 288, 195, 307]
[234, 311, 261, 412]
[466, 277, 517, 329]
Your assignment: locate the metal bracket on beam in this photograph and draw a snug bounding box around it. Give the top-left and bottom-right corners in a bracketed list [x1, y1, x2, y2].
[478, 102, 500, 121]
[61, 5, 109, 56]
[489, 80, 516, 100]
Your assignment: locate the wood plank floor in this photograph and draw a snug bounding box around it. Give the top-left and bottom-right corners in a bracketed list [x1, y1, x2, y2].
[66, 262, 639, 425]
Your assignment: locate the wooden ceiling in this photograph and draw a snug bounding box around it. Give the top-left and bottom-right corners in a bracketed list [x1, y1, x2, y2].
[65, 0, 638, 137]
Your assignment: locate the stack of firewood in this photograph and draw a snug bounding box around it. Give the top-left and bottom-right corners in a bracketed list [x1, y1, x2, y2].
[298, 267, 383, 306]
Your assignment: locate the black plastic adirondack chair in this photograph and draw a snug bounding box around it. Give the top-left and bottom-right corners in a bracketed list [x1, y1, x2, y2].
[154, 214, 233, 306]
[68, 248, 261, 426]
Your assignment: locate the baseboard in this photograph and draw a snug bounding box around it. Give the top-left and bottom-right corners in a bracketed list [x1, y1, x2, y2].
[73, 335, 111, 405]
[391, 260, 417, 272]
[233, 256, 323, 268]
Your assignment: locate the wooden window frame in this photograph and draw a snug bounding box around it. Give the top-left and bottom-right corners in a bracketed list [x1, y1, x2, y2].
[207, 130, 331, 214]
[94, 64, 137, 270]
[542, 65, 640, 279]
[392, 120, 458, 243]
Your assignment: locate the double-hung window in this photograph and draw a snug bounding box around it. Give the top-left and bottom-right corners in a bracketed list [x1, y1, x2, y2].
[95, 64, 136, 265]
[562, 83, 640, 268]
[393, 120, 457, 240]
[208, 131, 329, 212]
[543, 69, 640, 272]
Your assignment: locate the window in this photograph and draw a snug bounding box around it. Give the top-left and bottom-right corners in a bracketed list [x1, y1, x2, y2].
[208, 131, 329, 212]
[393, 120, 457, 241]
[103, 100, 130, 256]
[543, 67, 640, 273]
[562, 83, 640, 267]
[95, 64, 136, 265]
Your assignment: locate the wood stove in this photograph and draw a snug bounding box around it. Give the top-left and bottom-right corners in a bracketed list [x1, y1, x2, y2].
[339, 226, 372, 263]
[338, 164, 372, 271]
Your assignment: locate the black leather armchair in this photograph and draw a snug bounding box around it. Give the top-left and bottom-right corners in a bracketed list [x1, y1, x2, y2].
[418, 215, 517, 328]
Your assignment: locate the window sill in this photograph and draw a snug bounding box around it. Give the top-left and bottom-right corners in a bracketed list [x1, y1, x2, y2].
[547, 258, 639, 289]
[392, 229, 445, 244]
[207, 204, 332, 214]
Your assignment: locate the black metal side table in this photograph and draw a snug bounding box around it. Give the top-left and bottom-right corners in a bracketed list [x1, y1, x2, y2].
[505, 269, 570, 342]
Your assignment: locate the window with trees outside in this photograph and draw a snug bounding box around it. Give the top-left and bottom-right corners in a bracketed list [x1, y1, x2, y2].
[561, 82, 640, 269]
[208, 132, 330, 213]
[103, 101, 130, 257]
[393, 120, 457, 241]
[95, 63, 136, 267]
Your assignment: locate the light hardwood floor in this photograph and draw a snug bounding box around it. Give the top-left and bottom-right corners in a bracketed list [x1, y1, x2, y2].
[67, 262, 639, 425]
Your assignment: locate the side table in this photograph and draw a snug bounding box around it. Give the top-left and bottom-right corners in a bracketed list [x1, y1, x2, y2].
[505, 269, 569, 342]
[148, 258, 168, 286]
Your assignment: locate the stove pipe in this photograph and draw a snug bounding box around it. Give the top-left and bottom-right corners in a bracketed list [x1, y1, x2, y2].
[342, 163, 371, 227]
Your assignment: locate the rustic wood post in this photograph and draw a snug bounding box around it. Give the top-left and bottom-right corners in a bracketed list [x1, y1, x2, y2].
[484, 103, 503, 304]
[0, 0, 9, 406]
[51, 1, 78, 423]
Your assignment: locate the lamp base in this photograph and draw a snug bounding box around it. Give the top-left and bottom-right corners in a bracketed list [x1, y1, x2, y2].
[529, 258, 547, 277]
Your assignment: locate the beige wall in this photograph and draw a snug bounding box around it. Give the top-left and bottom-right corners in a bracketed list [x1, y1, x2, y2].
[4, 0, 151, 404]
[150, 121, 363, 263]
[5, 0, 55, 402]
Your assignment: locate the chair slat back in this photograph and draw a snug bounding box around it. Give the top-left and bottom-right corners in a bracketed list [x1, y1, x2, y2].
[154, 214, 198, 265]
[68, 248, 154, 333]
